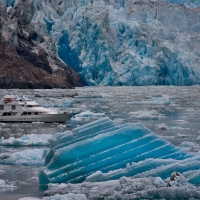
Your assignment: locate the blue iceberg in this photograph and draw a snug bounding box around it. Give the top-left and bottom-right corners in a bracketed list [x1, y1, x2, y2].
[39, 117, 200, 185]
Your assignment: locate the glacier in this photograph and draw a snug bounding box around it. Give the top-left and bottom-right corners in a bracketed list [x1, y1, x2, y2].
[39, 117, 200, 186]
[1, 0, 200, 86]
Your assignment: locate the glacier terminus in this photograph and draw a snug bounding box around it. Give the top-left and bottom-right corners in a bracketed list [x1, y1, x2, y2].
[1, 0, 200, 86]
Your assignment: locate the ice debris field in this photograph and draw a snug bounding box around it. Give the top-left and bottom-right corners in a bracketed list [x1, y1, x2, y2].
[1, 87, 200, 199]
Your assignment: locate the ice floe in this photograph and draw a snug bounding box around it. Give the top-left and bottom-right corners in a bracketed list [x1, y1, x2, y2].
[0, 179, 17, 191]
[129, 95, 170, 105]
[71, 111, 106, 121]
[19, 193, 87, 200]
[0, 149, 46, 166]
[129, 110, 165, 120]
[0, 134, 53, 146]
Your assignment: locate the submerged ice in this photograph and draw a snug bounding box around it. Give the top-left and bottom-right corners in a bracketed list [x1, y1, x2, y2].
[39, 117, 200, 186]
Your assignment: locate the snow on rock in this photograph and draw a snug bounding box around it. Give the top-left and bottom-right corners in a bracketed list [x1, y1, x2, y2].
[0, 149, 46, 166]
[0, 134, 53, 146]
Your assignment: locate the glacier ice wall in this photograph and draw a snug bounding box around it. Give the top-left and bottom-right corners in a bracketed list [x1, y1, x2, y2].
[39, 117, 200, 185]
[52, 0, 200, 85]
[2, 0, 200, 85]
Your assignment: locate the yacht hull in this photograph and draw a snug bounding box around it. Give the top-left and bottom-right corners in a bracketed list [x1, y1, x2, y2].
[0, 113, 72, 123]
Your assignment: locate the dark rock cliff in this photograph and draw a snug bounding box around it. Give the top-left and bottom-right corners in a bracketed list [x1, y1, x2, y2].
[0, 0, 82, 89]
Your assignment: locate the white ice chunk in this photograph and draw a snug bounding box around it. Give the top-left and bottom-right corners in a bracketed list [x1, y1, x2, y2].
[129, 110, 165, 120]
[0, 149, 45, 166]
[0, 134, 53, 146]
[19, 193, 87, 200]
[71, 111, 106, 121]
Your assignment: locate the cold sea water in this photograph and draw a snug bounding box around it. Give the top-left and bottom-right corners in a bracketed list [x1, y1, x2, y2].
[0, 86, 200, 200]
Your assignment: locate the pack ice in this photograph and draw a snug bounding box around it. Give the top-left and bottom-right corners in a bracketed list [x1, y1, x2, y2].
[39, 117, 200, 185]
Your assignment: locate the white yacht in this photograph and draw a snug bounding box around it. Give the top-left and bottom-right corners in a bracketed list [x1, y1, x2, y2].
[0, 95, 72, 123]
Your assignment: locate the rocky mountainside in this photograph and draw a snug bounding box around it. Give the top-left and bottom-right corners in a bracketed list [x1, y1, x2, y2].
[0, 0, 82, 89]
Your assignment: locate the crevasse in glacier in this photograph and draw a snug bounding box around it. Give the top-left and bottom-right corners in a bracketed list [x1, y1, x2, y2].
[39, 117, 200, 185]
[2, 0, 200, 86]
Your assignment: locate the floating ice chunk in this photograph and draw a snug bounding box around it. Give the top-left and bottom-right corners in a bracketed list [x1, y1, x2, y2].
[44, 173, 200, 199]
[167, 171, 194, 189]
[168, 126, 190, 130]
[113, 118, 124, 124]
[19, 198, 40, 200]
[19, 193, 87, 200]
[75, 95, 103, 98]
[0, 128, 11, 132]
[180, 141, 199, 148]
[129, 110, 165, 120]
[0, 134, 53, 146]
[155, 123, 168, 130]
[0, 179, 6, 186]
[0, 149, 45, 166]
[179, 141, 200, 152]
[130, 96, 170, 105]
[185, 108, 196, 112]
[71, 111, 106, 121]
[39, 118, 192, 184]
[0, 178, 17, 191]
[57, 124, 67, 129]
[176, 133, 187, 138]
[62, 99, 73, 107]
[196, 135, 200, 141]
[0, 123, 6, 127]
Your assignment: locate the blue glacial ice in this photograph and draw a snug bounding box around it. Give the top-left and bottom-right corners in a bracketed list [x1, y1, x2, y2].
[2, 0, 200, 86]
[39, 117, 200, 185]
[45, 0, 200, 85]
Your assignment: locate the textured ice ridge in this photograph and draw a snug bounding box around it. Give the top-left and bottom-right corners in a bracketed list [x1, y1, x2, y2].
[39, 117, 200, 185]
[2, 0, 200, 86]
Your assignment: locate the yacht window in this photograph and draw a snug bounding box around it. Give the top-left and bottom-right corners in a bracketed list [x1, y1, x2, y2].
[0, 105, 4, 110]
[21, 112, 27, 115]
[28, 112, 31, 115]
[35, 113, 38, 115]
[12, 105, 16, 110]
[2, 112, 17, 116]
